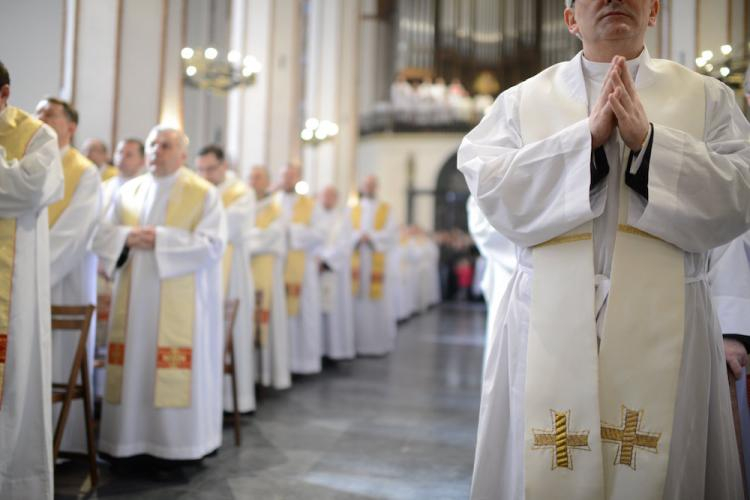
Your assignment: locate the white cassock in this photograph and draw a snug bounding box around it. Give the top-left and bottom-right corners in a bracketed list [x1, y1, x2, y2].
[218, 173, 256, 412]
[50, 146, 101, 454]
[279, 192, 325, 374]
[708, 230, 750, 493]
[394, 241, 416, 320]
[95, 169, 226, 459]
[466, 196, 517, 368]
[317, 207, 355, 360]
[249, 195, 291, 389]
[352, 198, 398, 355]
[415, 236, 441, 310]
[0, 109, 63, 500]
[460, 50, 749, 499]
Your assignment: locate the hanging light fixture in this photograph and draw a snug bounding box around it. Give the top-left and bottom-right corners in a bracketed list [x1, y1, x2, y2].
[181, 47, 261, 94]
[300, 118, 340, 146]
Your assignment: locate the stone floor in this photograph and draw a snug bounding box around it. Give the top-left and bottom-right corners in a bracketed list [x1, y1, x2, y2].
[55, 302, 486, 500]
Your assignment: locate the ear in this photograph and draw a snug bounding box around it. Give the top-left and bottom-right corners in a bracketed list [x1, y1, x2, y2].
[648, 0, 660, 27]
[68, 121, 77, 139]
[0, 84, 9, 101]
[564, 7, 579, 37]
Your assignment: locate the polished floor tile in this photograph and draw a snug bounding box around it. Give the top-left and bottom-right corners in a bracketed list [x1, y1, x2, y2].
[55, 303, 485, 500]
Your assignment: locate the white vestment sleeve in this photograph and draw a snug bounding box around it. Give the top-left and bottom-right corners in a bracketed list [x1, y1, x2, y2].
[368, 209, 397, 253]
[288, 205, 326, 252]
[320, 214, 353, 272]
[708, 231, 750, 337]
[226, 191, 255, 246]
[629, 79, 750, 252]
[248, 218, 286, 257]
[0, 124, 63, 215]
[458, 85, 604, 248]
[49, 167, 102, 288]
[467, 196, 517, 271]
[155, 188, 227, 280]
[91, 190, 130, 278]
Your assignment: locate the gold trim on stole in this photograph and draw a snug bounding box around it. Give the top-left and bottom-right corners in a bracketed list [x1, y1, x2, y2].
[284, 195, 315, 316]
[48, 147, 93, 228]
[351, 201, 390, 300]
[0, 107, 42, 410]
[220, 180, 250, 295]
[251, 199, 281, 347]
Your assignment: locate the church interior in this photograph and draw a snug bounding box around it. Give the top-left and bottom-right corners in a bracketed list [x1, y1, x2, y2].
[1, 0, 750, 499]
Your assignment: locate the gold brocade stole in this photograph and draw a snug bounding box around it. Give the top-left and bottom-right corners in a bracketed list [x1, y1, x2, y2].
[101, 165, 119, 182]
[220, 180, 250, 294]
[105, 168, 210, 408]
[520, 56, 703, 500]
[251, 199, 281, 347]
[0, 107, 42, 410]
[351, 201, 389, 300]
[48, 147, 93, 228]
[283, 195, 315, 316]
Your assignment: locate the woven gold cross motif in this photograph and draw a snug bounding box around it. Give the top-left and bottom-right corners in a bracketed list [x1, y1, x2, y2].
[533, 410, 590, 470]
[601, 406, 660, 469]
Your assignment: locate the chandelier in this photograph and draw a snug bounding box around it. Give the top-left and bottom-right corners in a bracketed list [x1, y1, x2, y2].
[695, 43, 748, 89]
[300, 118, 340, 146]
[181, 47, 261, 94]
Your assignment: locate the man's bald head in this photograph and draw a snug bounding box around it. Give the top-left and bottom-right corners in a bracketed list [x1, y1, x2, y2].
[319, 185, 339, 210]
[250, 165, 271, 197]
[360, 175, 378, 198]
[280, 164, 301, 192]
[83, 138, 109, 167]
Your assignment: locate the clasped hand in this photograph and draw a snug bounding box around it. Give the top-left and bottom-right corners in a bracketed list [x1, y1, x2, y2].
[126, 226, 156, 250]
[589, 55, 650, 151]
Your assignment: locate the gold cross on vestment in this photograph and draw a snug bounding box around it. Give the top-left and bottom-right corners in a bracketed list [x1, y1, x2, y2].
[601, 406, 661, 469]
[532, 410, 591, 470]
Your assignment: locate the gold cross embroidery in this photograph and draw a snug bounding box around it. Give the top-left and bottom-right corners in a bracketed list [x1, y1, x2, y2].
[601, 406, 660, 469]
[532, 410, 591, 470]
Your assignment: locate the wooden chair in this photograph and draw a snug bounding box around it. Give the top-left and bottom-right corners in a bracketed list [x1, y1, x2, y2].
[51, 304, 98, 486]
[224, 299, 241, 446]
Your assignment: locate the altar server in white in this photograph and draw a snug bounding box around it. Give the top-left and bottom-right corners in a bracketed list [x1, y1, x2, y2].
[96, 126, 226, 460]
[196, 144, 256, 413]
[316, 185, 355, 360]
[351, 175, 398, 355]
[36, 97, 102, 454]
[0, 60, 63, 500]
[459, 1, 750, 499]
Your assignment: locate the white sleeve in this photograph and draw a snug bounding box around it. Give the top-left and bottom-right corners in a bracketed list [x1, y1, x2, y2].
[458, 84, 604, 248]
[49, 166, 101, 287]
[708, 231, 750, 337]
[226, 190, 255, 245]
[0, 124, 63, 216]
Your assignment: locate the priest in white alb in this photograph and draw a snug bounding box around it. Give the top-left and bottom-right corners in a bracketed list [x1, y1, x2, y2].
[316, 185, 355, 360]
[351, 175, 397, 355]
[0, 60, 63, 500]
[459, 1, 750, 499]
[277, 165, 325, 374]
[248, 166, 291, 390]
[95, 126, 226, 460]
[196, 144, 257, 413]
[36, 97, 102, 454]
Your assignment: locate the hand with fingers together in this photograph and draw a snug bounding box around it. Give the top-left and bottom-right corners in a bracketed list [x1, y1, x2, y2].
[588, 57, 621, 149]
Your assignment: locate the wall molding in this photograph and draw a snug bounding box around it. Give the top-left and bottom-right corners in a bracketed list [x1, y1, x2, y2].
[111, 0, 124, 149]
[158, 0, 170, 125]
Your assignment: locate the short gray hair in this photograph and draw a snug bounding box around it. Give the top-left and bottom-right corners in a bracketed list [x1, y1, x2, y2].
[146, 125, 189, 152]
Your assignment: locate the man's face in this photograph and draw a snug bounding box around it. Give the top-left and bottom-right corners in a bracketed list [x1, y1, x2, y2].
[36, 101, 75, 148]
[114, 141, 144, 178]
[565, 0, 658, 44]
[250, 168, 270, 196]
[320, 187, 338, 210]
[84, 140, 110, 166]
[280, 166, 299, 192]
[196, 152, 227, 186]
[361, 176, 378, 197]
[146, 130, 185, 173]
[0, 85, 9, 112]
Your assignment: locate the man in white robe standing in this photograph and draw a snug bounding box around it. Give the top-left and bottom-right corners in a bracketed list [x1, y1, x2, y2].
[96, 126, 226, 461]
[82, 138, 118, 182]
[196, 144, 256, 413]
[248, 166, 291, 390]
[0, 60, 63, 500]
[316, 185, 355, 360]
[36, 97, 102, 454]
[351, 175, 398, 355]
[459, 1, 750, 499]
[277, 165, 325, 374]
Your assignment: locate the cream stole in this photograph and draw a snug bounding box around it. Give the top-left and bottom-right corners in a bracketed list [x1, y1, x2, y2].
[48, 147, 93, 228]
[105, 168, 211, 408]
[282, 194, 315, 316]
[0, 107, 42, 410]
[220, 180, 250, 294]
[520, 57, 704, 500]
[351, 201, 390, 299]
[251, 197, 281, 347]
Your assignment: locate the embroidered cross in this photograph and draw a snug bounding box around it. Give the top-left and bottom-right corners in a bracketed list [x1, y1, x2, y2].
[532, 410, 591, 470]
[601, 406, 660, 469]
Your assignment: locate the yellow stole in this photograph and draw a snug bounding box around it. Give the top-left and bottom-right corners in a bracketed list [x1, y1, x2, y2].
[220, 179, 250, 294]
[251, 197, 281, 347]
[520, 56, 702, 500]
[101, 164, 119, 182]
[48, 147, 94, 228]
[105, 167, 211, 408]
[0, 107, 42, 410]
[283, 195, 315, 316]
[351, 201, 390, 300]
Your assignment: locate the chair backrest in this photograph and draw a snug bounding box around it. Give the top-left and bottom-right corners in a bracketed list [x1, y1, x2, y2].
[224, 299, 240, 355]
[51, 304, 96, 389]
